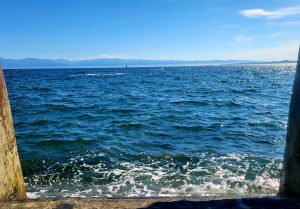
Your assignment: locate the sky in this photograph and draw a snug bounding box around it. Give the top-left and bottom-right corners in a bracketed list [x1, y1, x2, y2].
[0, 0, 299, 61]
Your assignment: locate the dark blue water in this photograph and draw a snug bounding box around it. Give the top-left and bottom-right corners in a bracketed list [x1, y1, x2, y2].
[4, 65, 295, 198]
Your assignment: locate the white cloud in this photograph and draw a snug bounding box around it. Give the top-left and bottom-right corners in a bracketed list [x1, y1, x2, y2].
[97, 54, 126, 59]
[269, 32, 284, 38]
[234, 35, 252, 44]
[239, 6, 300, 19]
[222, 41, 300, 61]
[281, 20, 300, 25]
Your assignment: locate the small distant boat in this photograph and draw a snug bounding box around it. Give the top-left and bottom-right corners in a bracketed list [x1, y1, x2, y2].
[125, 64, 128, 69]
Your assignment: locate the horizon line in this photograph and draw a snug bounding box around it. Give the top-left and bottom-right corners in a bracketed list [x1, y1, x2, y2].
[0, 57, 297, 62]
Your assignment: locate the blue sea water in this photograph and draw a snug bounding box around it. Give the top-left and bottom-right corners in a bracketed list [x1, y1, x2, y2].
[4, 64, 295, 198]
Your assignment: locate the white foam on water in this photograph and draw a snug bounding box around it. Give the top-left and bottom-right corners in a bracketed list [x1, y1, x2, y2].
[26, 192, 40, 198]
[25, 152, 282, 198]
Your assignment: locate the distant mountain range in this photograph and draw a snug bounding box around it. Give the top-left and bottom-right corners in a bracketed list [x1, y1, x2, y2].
[0, 57, 296, 69]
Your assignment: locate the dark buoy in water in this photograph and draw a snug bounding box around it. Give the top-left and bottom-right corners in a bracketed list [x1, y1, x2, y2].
[279, 45, 300, 197]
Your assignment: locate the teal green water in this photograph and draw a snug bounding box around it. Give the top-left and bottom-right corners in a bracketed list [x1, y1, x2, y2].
[5, 64, 294, 197]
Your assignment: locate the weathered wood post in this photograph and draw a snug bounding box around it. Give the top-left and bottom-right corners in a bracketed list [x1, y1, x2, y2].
[0, 64, 26, 200]
[279, 45, 300, 197]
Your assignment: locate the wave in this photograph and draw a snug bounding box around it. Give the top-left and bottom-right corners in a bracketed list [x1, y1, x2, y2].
[30, 119, 49, 126]
[32, 87, 52, 91]
[24, 152, 281, 198]
[247, 121, 280, 128]
[70, 73, 124, 77]
[172, 125, 205, 131]
[43, 103, 77, 111]
[171, 100, 209, 106]
[228, 100, 242, 107]
[28, 138, 97, 147]
[120, 123, 144, 130]
[109, 108, 137, 114]
[143, 131, 173, 138]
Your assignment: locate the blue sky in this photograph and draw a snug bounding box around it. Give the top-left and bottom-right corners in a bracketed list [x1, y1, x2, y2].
[0, 0, 299, 61]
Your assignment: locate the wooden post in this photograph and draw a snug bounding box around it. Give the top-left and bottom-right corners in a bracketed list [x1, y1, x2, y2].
[279, 45, 300, 197]
[0, 64, 26, 200]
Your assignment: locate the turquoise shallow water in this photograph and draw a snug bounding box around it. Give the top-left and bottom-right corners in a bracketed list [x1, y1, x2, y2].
[4, 64, 295, 198]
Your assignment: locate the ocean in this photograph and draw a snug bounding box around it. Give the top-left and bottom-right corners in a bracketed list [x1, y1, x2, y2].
[4, 64, 295, 198]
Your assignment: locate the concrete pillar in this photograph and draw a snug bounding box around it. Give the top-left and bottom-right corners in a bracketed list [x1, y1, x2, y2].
[0, 65, 26, 200]
[279, 45, 300, 197]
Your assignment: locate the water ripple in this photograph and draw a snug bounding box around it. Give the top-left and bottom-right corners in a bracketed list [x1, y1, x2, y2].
[4, 64, 294, 198]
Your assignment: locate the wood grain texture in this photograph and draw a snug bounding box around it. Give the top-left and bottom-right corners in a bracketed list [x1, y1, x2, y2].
[0, 65, 26, 200]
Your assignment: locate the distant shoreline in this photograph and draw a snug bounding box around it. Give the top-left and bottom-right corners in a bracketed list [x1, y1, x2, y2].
[0, 57, 296, 69]
[2, 62, 297, 70]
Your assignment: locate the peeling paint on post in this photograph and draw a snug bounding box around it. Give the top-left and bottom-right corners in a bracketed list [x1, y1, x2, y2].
[279, 46, 300, 197]
[0, 64, 26, 200]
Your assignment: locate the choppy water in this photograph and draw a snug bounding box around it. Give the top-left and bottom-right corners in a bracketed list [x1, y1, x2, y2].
[4, 64, 295, 198]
